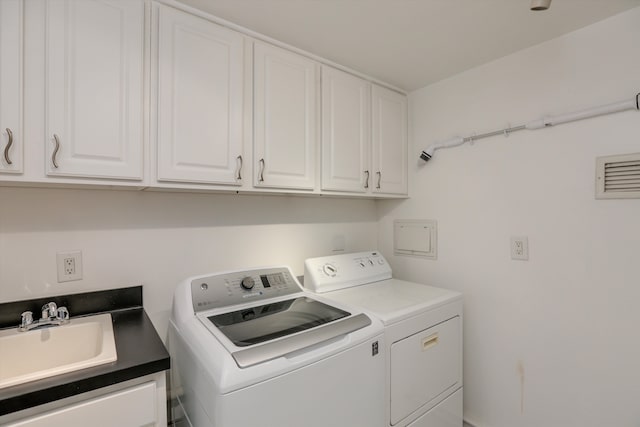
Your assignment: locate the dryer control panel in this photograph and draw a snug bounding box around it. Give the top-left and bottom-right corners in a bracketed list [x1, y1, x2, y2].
[190, 267, 301, 312]
[304, 251, 392, 293]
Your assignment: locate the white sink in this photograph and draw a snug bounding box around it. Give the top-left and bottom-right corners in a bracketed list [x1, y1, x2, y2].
[0, 313, 117, 389]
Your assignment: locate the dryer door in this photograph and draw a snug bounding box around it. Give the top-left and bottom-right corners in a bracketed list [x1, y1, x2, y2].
[390, 316, 461, 425]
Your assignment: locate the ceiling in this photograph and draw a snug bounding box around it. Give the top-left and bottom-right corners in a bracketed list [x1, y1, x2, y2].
[176, 0, 640, 92]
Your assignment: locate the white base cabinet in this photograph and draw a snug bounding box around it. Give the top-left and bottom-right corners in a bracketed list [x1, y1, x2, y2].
[3, 373, 166, 427]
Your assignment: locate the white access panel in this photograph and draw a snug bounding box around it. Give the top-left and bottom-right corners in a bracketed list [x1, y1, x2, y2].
[390, 316, 461, 425]
[406, 389, 462, 427]
[394, 220, 437, 259]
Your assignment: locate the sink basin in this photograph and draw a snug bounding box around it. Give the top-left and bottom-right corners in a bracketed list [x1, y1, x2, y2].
[0, 313, 117, 389]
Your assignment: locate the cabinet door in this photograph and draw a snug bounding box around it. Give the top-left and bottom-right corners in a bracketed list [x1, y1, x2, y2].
[45, 0, 144, 180]
[6, 381, 158, 427]
[155, 5, 244, 185]
[0, 0, 22, 174]
[254, 42, 317, 190]
[372, 84, 408, 195]
[321, 66, 370, 193]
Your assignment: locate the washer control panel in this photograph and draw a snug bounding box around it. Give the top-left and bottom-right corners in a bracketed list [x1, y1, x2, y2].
[304, 251, 392, 293]
[190, 267, 301, 312]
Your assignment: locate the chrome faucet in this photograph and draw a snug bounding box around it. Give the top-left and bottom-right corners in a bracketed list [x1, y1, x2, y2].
[42, 302, 57, 320]
[18, 302, 70, 332]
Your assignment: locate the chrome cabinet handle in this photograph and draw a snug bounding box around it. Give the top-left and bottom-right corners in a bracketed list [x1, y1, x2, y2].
[258, 158, 265, 182]
[376, 171, 381, 189]
[236, 155, 243, 180]
[4, 128, 13, 165]
[364, 170, 369, 189]
[52, 134, 60, 168]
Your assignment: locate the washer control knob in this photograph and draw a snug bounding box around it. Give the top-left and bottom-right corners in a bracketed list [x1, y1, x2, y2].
[240, 277, 255, 290]
[322, 263, 337, 277]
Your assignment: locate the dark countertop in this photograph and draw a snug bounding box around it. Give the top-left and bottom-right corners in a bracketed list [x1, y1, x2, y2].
[0, 287, 170, 416]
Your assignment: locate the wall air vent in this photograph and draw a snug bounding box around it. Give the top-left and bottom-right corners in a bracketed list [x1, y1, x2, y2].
[596, 153, 640, 199]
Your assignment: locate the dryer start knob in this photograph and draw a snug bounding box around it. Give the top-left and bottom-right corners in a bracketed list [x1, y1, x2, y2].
[240, 277, 255, 290]
[322, 263, 337, 277]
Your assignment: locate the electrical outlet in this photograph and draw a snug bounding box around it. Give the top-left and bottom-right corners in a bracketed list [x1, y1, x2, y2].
[57, 251, 83, 282]
[511, 237, 529, 261]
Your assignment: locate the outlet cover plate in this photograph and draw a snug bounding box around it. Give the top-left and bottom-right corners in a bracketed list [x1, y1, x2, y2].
[510, 237, 529, 261]
[57, 251, 83, 282]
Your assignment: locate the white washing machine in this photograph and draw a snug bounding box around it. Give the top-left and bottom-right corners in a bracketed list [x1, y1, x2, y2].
[304, 251, 463, 427]
[169, 265, 386, 427]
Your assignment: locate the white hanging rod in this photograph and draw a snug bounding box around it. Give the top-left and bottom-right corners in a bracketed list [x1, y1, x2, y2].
[419, 91, 640, 162]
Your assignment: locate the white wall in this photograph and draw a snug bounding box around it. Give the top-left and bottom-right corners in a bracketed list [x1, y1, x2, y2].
[0, 187, 378, 339]
[379, 7, 640, 427]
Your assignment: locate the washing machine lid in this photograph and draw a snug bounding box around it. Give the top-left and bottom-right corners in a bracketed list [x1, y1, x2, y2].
[205, 304, 372, 368]
[183, 265, 374, 368]
[208, 296, 350, 347]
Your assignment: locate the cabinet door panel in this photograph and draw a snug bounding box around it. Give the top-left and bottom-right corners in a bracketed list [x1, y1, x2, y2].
[254, 42, 317, 190]
[6, 381, 157, 427]
[372, 85, 408, 195]
[321, 66, 370, 193]
[45, 0, 144, 180]
[156, 6, 244, 185]
[0, 0, 23, 174]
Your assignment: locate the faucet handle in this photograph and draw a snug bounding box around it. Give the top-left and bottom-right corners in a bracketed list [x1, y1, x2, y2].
[42, 302, 57, 319]
[56, 306, 69, 322]
[20, 311, 34, 330]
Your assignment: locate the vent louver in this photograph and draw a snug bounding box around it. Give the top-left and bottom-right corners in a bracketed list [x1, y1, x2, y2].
[596, 153, 640, 199]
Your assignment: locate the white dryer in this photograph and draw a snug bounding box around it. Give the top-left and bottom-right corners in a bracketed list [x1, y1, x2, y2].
[304, 251, 463, 427]
[169, 265, 386, 427]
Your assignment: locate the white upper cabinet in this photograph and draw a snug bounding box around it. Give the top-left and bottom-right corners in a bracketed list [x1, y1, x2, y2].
[253, 42, 317, 190]
[45, 0, 144, 180]
[0, 0, 23, 175]
[154, 5, 244, 185]
[4, 1, 406, 197]
[321, 66, 370, 193]
[371, 84, 408, 195]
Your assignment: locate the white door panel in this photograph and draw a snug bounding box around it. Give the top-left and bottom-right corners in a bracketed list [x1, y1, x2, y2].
[45, 0, 144, 180]
[156, 5, 244, 185]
